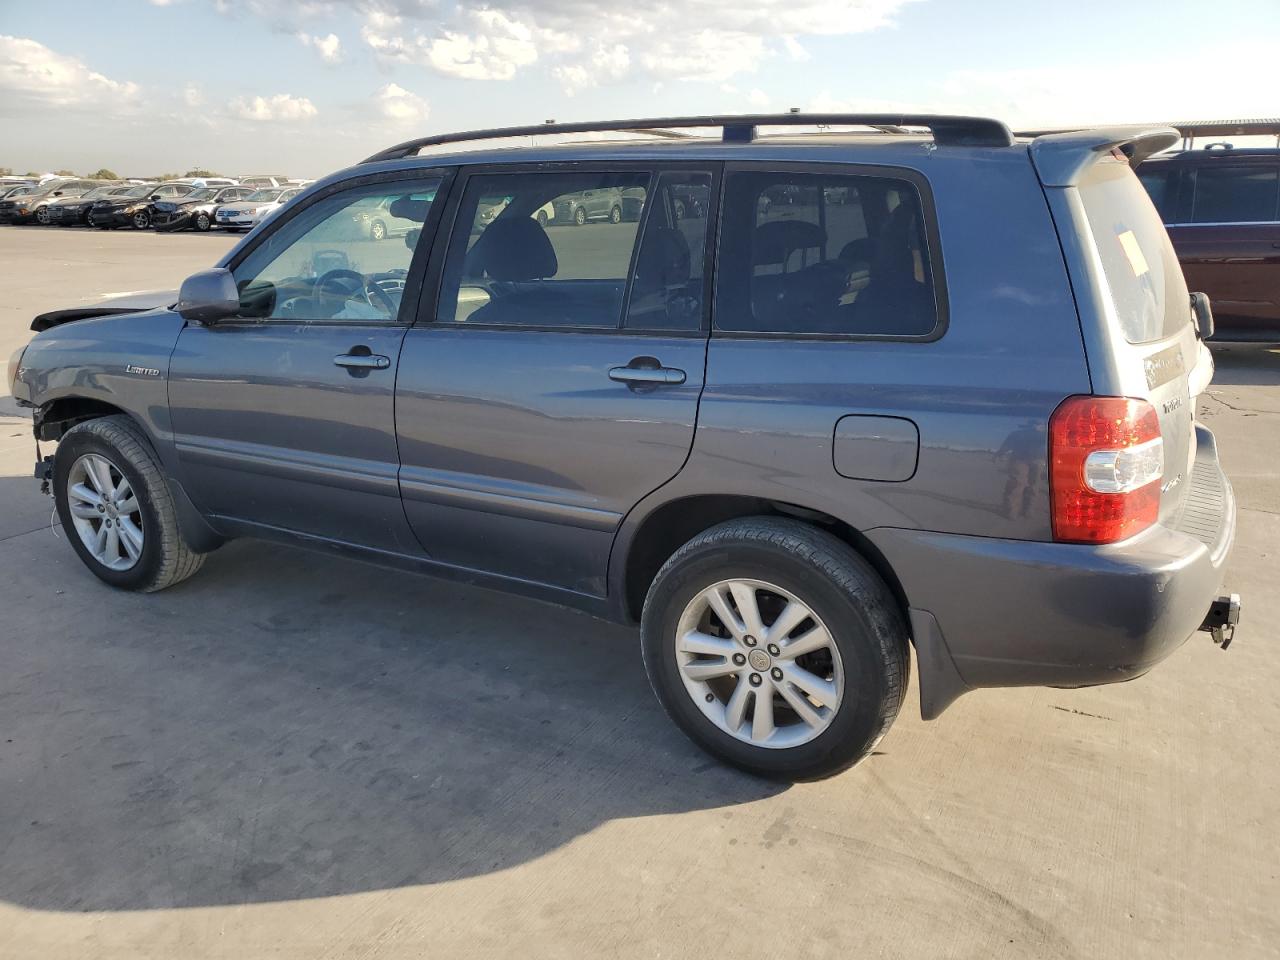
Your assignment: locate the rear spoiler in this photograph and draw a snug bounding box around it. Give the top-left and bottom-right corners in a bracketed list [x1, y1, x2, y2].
[1029, 126, 1180, 187]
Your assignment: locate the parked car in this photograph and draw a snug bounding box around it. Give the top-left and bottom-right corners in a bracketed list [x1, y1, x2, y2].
[0, 178, 100, 225]
[212, 187, 302, 230]
[88, 182, 197, 229]
[0, 183, 38, 201]
[237, 175, 291, 189]
[153, 186, 256, 232]
[46, 184, 134, 226]
[1137, 146, 1280, 342]
[9, 115, 1241, 781]
[552, 186, 630, 225]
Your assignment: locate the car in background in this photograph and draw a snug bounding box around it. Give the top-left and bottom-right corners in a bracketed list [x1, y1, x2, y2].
[153, 185, 256, 232]
[552, 186, 631, 225]
[88, 182, 198, 229]
[1137, 146, 1280, 342]
[0, 179, 101, 225]
[171, 176, 240, 188]
[237, 175, 291, 189]
[212, 186, 302, 231]
[46, 184, 135, 226]
[0, 183, 38, 201]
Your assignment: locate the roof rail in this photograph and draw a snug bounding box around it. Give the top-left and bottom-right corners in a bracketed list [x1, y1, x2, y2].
[362, 113, 1015, 163]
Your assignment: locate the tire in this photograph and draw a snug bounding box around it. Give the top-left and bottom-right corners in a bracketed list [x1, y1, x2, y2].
[640, 517, 909, 781]
[194, 211, 211, 232]
[536, 209, 549, 227]
[35, 207, 50, 225]
[673, 199, 686, 221]
[53, 416, 206, 593]
[371, 220, 387, 241]
[131, 210, 151, 230]
[574, 206, 587, 226]
[609, 205, 622, 224]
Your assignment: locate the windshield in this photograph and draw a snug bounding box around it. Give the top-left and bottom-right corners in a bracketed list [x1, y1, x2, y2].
[246, 189, 283, 203]
[184, 188, 217, 201]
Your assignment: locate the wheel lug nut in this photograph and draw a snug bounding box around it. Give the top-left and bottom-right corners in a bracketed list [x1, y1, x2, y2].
[705, 693, 715, 703]
[743, 635, 757, 647]
[749, 673, 762, 687]
[732, 653, 746, 666]
[97, 505, 105, 512]
[767, 643, 780, 656]
[771, 667, 783, 682]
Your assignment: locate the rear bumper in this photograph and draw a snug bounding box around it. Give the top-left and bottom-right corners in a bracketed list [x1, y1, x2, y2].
[869, 424, 1237, 717]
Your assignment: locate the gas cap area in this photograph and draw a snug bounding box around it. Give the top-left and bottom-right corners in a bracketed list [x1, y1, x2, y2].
[832, 415, 920, 482]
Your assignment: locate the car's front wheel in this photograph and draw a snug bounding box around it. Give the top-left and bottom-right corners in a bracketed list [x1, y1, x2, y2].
[573, 206, 587, 226]
[194, 211, 211, 232]
[35, 207, 50, 225]
[131, 210, 151, 230]
[53, 416, 206, 592]
[641, 517, 908, 780]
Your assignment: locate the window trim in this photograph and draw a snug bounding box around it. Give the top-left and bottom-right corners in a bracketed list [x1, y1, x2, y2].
[1186, 162, 1280, 226]
[221, 166, 455, 328]
[416, 160, 722, 338]
[710, 161, 949, 343]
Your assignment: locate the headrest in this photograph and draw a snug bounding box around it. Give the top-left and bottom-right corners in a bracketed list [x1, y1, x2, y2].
[635, 227, 691, 288]
[472, 217, 558, 281]
[752, 219, 827, 266]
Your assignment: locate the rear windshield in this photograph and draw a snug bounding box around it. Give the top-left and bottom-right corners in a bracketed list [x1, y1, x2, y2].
[1079, 156, 1188, 344]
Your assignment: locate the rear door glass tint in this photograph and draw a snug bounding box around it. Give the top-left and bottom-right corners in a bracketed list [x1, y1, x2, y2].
[1191, 165, 1280, 223]
[715, 168, 939, 337]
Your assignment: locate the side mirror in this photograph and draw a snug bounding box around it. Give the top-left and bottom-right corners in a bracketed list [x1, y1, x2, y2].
[1190, 291, 1214, 340]
[177, 268, 240, 323]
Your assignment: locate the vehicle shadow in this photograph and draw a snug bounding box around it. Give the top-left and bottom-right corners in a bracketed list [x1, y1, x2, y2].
[1207, 342, 1280, 387]
[0, 495, 786, 912]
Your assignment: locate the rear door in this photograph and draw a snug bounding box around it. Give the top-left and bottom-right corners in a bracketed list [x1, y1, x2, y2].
[395, 164, 718, 595]
[1076, 155, 1200, 522]
[1166, 159, 1280, 336]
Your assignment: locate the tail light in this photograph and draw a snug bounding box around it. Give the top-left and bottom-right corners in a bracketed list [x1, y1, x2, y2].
[1049, 396, 1163, 544]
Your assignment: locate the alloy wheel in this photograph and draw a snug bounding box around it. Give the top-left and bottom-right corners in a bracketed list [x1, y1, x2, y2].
[66, 453, 145, 571]
[674, 578, 845, 749]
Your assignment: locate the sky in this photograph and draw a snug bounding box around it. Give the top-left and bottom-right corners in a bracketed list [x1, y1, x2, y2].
[1, 0, 1278, 178]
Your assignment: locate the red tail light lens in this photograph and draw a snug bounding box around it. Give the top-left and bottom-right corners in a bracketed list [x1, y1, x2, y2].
[1049, 396, 1163, 544]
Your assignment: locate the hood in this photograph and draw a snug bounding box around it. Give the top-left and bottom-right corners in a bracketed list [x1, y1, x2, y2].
[30, 288, 179, 333]
[218, 201, 266, 214]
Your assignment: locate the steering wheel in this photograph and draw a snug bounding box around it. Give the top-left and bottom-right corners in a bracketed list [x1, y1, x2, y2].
[311, 269, 369, 317]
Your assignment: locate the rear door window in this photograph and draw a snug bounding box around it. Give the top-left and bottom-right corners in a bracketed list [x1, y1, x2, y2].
[1190, 164, 1280, 223]
[1078, 156, 1189, 343]
[436, 170, 650, 328]
[714, 168, 940, 337]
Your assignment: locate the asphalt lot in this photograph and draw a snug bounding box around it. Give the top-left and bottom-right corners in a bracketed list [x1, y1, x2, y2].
[0, 225, 1277, 959]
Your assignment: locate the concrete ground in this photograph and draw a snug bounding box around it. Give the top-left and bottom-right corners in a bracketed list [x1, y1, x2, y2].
[0, 226, 1276, 960]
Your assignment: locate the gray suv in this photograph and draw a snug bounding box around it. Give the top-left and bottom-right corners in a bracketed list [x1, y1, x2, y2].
[8, 114, 1241, 780]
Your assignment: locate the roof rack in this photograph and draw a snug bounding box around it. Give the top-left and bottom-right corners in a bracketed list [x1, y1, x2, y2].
[362, 113, 1015, 163]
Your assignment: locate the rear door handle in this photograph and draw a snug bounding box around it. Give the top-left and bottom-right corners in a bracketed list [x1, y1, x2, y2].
[334, 353, 391, 370]
[609, 364, 686, 385]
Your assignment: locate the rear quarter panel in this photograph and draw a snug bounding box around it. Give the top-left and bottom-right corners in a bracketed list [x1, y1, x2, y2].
[611, 147, 1092, 582]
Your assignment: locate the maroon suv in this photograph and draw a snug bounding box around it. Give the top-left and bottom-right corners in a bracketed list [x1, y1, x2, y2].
[1138, 147, 1280, 342]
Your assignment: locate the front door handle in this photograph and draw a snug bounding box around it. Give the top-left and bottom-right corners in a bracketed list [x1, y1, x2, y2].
[334, 352, 390, 370]
[609, 363, 686, 385]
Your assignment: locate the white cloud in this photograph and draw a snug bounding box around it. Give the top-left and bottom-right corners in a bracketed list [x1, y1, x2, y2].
[0, 34, 140, 115]
[374, 82, 428, 124]
[356, 0, 914, 89]
[228, 92, 318, 121]
[298, 31, 343, 63]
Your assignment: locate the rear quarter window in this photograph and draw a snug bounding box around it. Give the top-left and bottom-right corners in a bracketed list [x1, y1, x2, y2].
[1079, 157, 1189, 344]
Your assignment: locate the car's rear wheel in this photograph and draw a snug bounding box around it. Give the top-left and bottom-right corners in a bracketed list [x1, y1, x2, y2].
[194, 211, 211, 232]
[131, 210, 151, 230]
[53, 416, 205, 593]
[536, 209, 549, 227]
[574, 206, 587, 226]
[609, 205, 622, 224]
[370, 220, 387, 241]
[641, 517, 908, 781]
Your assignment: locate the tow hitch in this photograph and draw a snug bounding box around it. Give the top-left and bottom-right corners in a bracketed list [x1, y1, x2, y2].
[1200, 594, 1242, 650]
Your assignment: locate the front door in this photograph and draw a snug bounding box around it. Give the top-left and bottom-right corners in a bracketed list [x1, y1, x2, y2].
[395, 166, 717, 595]
[168, 172, 445, 552]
